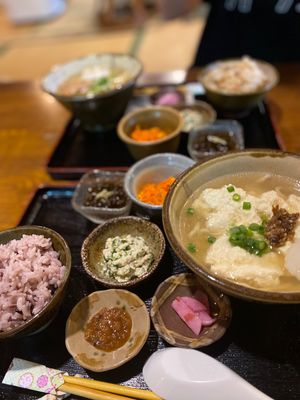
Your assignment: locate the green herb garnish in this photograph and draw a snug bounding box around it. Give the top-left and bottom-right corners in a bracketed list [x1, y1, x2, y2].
[229, 224, 269, 256]
[227, 185, 235, 193]
[249, 223, 260, 231]
[232, 193, 241, 201]
[89, 76, 109, 93]
[187, 243, 196, 253]
[208, 236, 216, 244]
[243, 201, 251, 210]
[186, 207, 195, 216]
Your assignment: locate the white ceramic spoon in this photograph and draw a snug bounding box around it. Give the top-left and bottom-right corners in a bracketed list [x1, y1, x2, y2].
[143, 348, 273, 400]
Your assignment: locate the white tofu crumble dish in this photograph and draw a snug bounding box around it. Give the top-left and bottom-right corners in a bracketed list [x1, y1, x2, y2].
[100, 234, 154, 282]
[180, 172, 300, 291]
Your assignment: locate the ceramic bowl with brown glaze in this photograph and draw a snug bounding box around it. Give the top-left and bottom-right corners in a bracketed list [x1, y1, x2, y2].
[81, 216, 165, 288]
[65, 289, 150, 372]
[200, 59, 279, 111]
[163, 149, 300, 304]
[151, 273, 231, 348]
[0, 225, 71, 340]
[117, 106, 183, 160]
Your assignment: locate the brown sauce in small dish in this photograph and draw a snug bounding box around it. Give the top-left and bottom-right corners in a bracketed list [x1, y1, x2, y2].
[84, 307, 132, 352]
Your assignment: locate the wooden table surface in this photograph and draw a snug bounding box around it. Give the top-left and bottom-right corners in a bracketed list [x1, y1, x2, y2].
[0, 63, 300, 231]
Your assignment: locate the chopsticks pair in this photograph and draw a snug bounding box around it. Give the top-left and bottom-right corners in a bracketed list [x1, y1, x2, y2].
[2, 358, 162, 400]
[59, 376, 162, 400]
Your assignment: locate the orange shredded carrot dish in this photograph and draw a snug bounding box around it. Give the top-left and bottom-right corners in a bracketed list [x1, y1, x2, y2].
[130, 125, 168, 142]
[137, 176, 176, 205]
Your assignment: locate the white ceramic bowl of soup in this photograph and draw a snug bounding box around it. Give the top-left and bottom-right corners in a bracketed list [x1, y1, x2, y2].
[163, 150, 300, 303]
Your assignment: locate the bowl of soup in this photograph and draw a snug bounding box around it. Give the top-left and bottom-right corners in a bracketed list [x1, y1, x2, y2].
[163, 150, 300, 303]
[42, 53, 143, 132]
[200, 57, 279, 111]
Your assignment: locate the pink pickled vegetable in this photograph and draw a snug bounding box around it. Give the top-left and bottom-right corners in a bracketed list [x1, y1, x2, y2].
[180, 296, 207, 313]
[171, 290, 216, 336]
[198, 310, 216, 326]
[171, 297, 202, 335]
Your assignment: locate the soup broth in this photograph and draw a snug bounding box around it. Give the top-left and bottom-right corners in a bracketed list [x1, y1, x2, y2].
[180, 172, 300, 292]
[57, 66, 131, 97]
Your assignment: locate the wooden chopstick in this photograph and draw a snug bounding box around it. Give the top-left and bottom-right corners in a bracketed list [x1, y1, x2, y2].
[63, 375, 162, 400]
[60, 382, 134, 400]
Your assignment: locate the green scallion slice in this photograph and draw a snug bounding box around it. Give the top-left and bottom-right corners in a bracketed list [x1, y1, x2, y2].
[208, 236, 216, 244]
[243, 201, 251, 210]
[227, 185, 235, 193]
[187, 243, 196, 253]
[232, 193, 241, 201]
[186, 207, 195, 215]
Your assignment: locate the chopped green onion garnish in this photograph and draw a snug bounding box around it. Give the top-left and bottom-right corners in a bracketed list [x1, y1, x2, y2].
[228, 223, 269, 256]
[208, 236, 216, 244]
[232, 193, 241, 201]
[249, 223, 260, 231]
[227, 185, 235, 193]
[186, 207, 195, 215]
[243, 201, 251, 210]
[187, 243, 196, 253]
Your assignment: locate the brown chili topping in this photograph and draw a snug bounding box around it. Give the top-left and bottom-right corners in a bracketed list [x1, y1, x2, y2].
[264, 205, 299, 248]
[84, 307, 132, 352]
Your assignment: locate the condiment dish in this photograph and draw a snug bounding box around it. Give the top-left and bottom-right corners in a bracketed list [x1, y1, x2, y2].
[72, 170, 131, 224]
[163, 149, 300, 303]
[174, 100, 217, 133]
[187, 120, 244, 161]
[0, 225, 71, 340]
[42, 53, 143, 132]
[65, 289, 150, 372]
[117, 105, 183, 160]
[151, 273, 231, 348]
[81, 216, 165, 288]
[124, 153, 194, 220]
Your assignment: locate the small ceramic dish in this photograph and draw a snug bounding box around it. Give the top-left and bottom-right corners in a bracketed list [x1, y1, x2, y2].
[151, 272, 232, 348]
[200, 58, 279, 111]
[149, 87, 186, 106]
[174, 101, 217, 133]
[71, 170, 131, 224]
[117, 106, 183, 160]
[124, 153, 194, 220]
[65, 289, 150, 372]
[81, 216, 165, 288]
[187, 120, 244, 162]
[0, 225, 71, 340]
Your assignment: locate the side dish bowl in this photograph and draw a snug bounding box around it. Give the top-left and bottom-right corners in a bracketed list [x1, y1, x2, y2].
[72, 170, 131, 223]
[0, 225, 71, 340]
[174, 100, 217, 133]
[163, 149, 300, 304]
[151, 273, 232, 348]
[124, 153, 194, 220]
[65, 290, 150, 372]
[200, 59, 279, 111]
[81, 216, 165, 288]
[42, 53, 142, 132]
[117, 106, 183, 160]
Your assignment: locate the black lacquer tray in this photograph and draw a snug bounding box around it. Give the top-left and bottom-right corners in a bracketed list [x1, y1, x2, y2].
[1, 187, 300, 400]
[46, 87, 283, 180]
